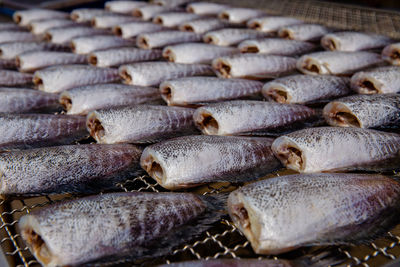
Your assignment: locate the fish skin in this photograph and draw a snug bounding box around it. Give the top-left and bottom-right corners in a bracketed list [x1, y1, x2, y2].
[0, 42, 69, 60]
[88, 47, 162, 67]
[350, 66, 400, 94]
[0, 113, 87, 150]
[152, 0, 192, 7]
[70, 35, 135, 54]
[33, 65, 120, 93]
[228, 173, 400, 254]
[17, 51, 87, 72]
[203, 28, 271, 46]
[382, 43, 400, 65]
[13, 9, 69, 26]
[239, 38, 317, 56]
[132, 5, 182, 20]
[212, 54, 297, 79]
[179, 18, 232, 34]
[247, 16, 303, 33]
[137, 30, 203, 49]
[113, 21, 165, 39]
[153, 12, 203, 27]
[0, 70, 32, 86]
[140, 135, 281, 190]
[278, 23, 334, 42]
[91, 14, 139, 29]
[0, 59, 16, 70]
[45, 26, 110, 44]
[86, 105, 197, 144]
[323, 94, 400, 128]
[105, 1, 148, 14]
[297, 51, 383, 75]
[160, 76, 263, 106]
[119, 61, 214, 86]
[262, 74, 351, 104]
[271, 126, 400, 173]
[193, 100, 316, 136]
[186, 2, 229, 15]
[70, 8, 111, 22]
[60, 83, 161, 115]
[0, 22, 25, 31]
[0, 31, 38, 44]
[218, 7, 266, 24]
[28, 18, 82, 35]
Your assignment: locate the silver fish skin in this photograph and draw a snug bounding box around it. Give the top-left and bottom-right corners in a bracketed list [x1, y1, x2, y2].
[45, 26, 110, 44]
[271, 126, 400, 173]
[153, 12, 203, 27]
[212, 54, 297, 79]
[203, 28, 271, 46]
[0, 144, 142, 196]
[247, 16, 303, 33]
[263, 74, 351, 104]
[34, 65, 120, 93]
[105, 1, 148, 14]
[0, 59, 16, 70]
[28, 18, 82, 35]
[0, 70, 32, 86]
[152, 0, 192, 6]
[71, 35, 135, 54]
[323, 94, 400, 128]
[278, 23, 334, 42]
[239, 38, 317, 56]
[70, 8, 111, 22]
[132, 5, 182, 20]
[193, 100, 316, 136]
[179, 18, 232, 34]
[163, 43, 239, 64]
[297, 51, 383, 75]
[60, 83, 161, 115]
[0, 42, 69, 60]
[0, 22, 25, 31]
[228, 173, 400, 254]
[0, 113, 87, 150]
[141, 135, 281, 189]
[13, 9, 68, 26]
[17, 51, 87, 72]
[186, 2, 229, 15]
[86, 105, 197, 144]
[382, 43, 400, 65]
[119, 61, 213, 86]
[0, 31, 38, 44]
[218, 8, 266, 24]
[91, 14, 139, 29]
[137, 30, 202, 49]
[350, 66, 400, 94]
[88, 47, 162, 67]
[113, 21, 165, 39]
[160, 76, 263, 106]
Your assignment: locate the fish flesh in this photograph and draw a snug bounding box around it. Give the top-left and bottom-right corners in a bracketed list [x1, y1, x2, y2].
[0, 144, 142, 196]
[0, 42, 69, 60]
[60, 83, 161, 115]
[278, 23, 334, 42]
[71, 35, 135, 54]
[13, 9, 68, 26]
[88, 47, 162, 67]
[321, 31, 393, 51]
[119, 62, 213, 86]
[186, 2, 229, 15]
[0, 22, 25, 31]
[212, 54, 297, 79]
[218, 7, 266, 24]
[0, 70, 32, 86]
[323, 94, 400, 128]
[228, 173, 400, 254]
[193, 100, 316, 136]
[33, 65, 119, 93]
[137, 30, 202, 49]
[247, 16, 303, 33]
[91, 14, 139, 28]
[45, 26, 110, 44]
[19, 192, 223, 267]
[160, 76, 263, 106]
[179, 18, 232, 34]
[86, 105, 197, 144]
[297, 51, 383, 75]
[350, 66, 400, 94]
[153, 12, 203, 27]
[238, 38, 317, 56]
[113, 21, 165, 39]
[105, 0, 147, 14]
[271, 126, 400, 172]
[17, 51, 87, 72]
[152, 0, 192, 6]
[141, 135, 281, 189]
[28, 18, 81, 35]
[162, 43, 238, 64]
[0, 31, 38, 44]
[382, 43, 400, 65]
[203, 28, 271, 46]
[262, 74, 351, 104]
[70, 8, 111, 22]
[132, 5, 182, 20]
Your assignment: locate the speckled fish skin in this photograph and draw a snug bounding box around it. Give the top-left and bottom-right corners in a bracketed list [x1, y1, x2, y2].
[71, 35, 135, 54]
[263, 74, 351, 104]
[17, 51, 87, 72]
[247, 16, 303, 33]
[91, 14, 139, 29]
[193, 100, 316, 136]
[0, 59, 16, 70]
[28, 19, 82, 35]
[0, 31, 38, 44]
[88, 47, 162, 67]
[323, 94, 400, 129]
[0, 70, 32, 86]
[153, 12, 203, 27]
[0, 42, 69, 60]
[239, 38, 317, 56]
[179, 18, 232, 34]
[163, 43, 239, 64]
[271, 127, 400, 173]
[350, 66, 400, 94]
[119, 62, 213, 86]
[203, 28, 271, 46]
[228, 173, 400, 254]
[218, 8, 266, 24]
[132, 5, 182, 20]
[70, 8, 111, 22]
[297, 51, 383, 75]
[105, 1, 148, 14]
[152, 0, 192, 6]
[33, 65, 119, 93]
[382, 43, 400, 65]
[45, 26, 110, 44]
[0, 22, 25, 31]
[86, 105, 197, 144]
[0, 113, 87, 150]
[186, 2, 229, 15]
[0, 144, 142, 196]
[60, 83, 161, 115]
[160, 77, 263, 106]
[141, 135, 281, 189]
[113, 21, 165, 39]
[13, 9, 68, 26]
[212, 54, 297, 79]
[278, 23, 334, 42]
[137, 30, 202, 49]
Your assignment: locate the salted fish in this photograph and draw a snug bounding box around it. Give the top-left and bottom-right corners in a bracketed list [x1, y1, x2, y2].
[228, 173, 400, 254]
[239, 38, 317, 56]
[271, 127, 400, 172]
[0, 42, 69, 60]
[153, 12, 203, 27]
[0, 70, 32, 86]
[119, 62, 213, 86]
[45, 26, 110, 44]
[0, 59, 16, 70]
[160, 77, 263, 106]
[132, 5, 182, 20]
[218, 8, 266, 24]
[113, 21, 165, 39]
[33, 65, 119, 93]
[60, 83, 161, 115]
[105, 1, 147, 14]
[86, 105, 197, 144]
[263, 74, 351, 104]
[179, 18, 231, 34]
[13, 9, 68, 26]
[247, 16, 303, 33]
[28, 19, 81, 35]
[203, 28, 271, 46]
[382, 43, 400, 65]
[278, 23, 334, 42]
[71, 35, 135, 54]
[141, 135, 281, 189]
[0, 22, 25, 31]
[91, 14, 139, 29]
[152, 0, 192, 6]
[186, 2, 229, 15]
[350, 66, 400, 94]
[70, 8, 111, 22]
[137, 30, 202, 49]
[0, 31, 38, 44]
[17, 51, 87, 72]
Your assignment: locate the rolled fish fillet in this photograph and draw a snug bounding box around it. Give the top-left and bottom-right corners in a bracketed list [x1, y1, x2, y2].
[179, 18, 232, 34]
[382, 43, 400, 65]
[321, 31, 393, 51]
[153, 12, 203, 27]
[0, 42, 69, 60]
[247, 16, 303, 33]
[203, 28, 271, 46]
[113, 21, 165, 39]
[45, 26, 110, 44]
[28, 19, 81, 35]
[132, 5, 182, 20]
[0, 31, 38, 44]
[17, 51, 87, 72]
[218, 8, 266, 24]
[278, 23, 334, 42]
[70, 8, 111, 23]
[238, 38, 317, 56]
[350, 66, 400, 94]
[13, 9, 68, 26]
[137, 30, 202, 49]
[0, 70, 33, 86]
[71, 35, 135, 54]
[91, 14, 139, 29]
[186, 2, 229, 15]
[105, 0, 148, 14]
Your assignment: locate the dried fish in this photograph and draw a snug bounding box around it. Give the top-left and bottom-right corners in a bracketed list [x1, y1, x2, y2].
[45, 26, 110, 44]
[28, 19, 82, 35]
[153, 12, 203, 27]
[0, 59, 16, 69]
[0, 31, 38, 44]
[152, 0, 192, 6]
[278, 23, 334, 42]
[132, 5, 182, 20]
[33, 65, 119, 93]
[218, 7, 266, 24]
[137, 30, 202, 49]
[0, 22, 25, 31]
[141, 135, 281, 189]
[17, 51, 87, 72]
[113, 21, 165, 39]
[271, 127, 400, 172]
[60, 83, 161, 115]
[193, 100, 316, 135]
[91, 14, 139, 29]
[105, 1, 147, 14]
[203, 28, 271, 46]
[228, 173, 400, 254]
[119, 62, 213, 86]
[160, 77, 263, 106]
[0, 70, 32, 86]
[179, 18, 231, 34]
[71, 35, 135, 54]
[239, 38, 317, 56]
[351, 66, 400, 94]
[247, 16, 303, 33]
[212, 54, 297, 79]
[13, 9, 68, 26]
[186, 2, 229, 15]
[297, 51, 383, 75]
[70, 8, 111, 22]
[87, 105, 197, 144]
[0, 42, 69, 60]
[382, 43, 400, 65]
[263, 74, 351, 104]
[321, 31, 392, 51]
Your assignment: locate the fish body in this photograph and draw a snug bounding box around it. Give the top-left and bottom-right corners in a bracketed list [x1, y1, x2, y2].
[0, 59, 16, 70]
[186, 2, 229, 15]
[91, 14, 139, 29]
[105, 1, 147, 14]
[71, 35, 135, 54]
[239, 38, 317, 56]
[70, 8, 111, 22]
[137, 30, 202, 49]
[45, 26, 110, 44]
[132, 5, 182, 20]
[382, 43, 400, 65]
[278, 23, 334, 41]
[152, 0, 192, 6]
[247, 16, 303, 33]
[28, 19, 81, 35]
[350, 66, 400, 94]
[113, 21, 165, 39]
[179, 18, 231, 34]
[321, 31, 392, 51]
[0, 22, 25, 31]
[153, 12, 203, 27]
[0, 70, 32, 86]
[218, 8, 266, 24]
[17, 51, 87, 72]
[0, 42, 69, 60]
[0, 31, 38, 44]
[13, 9, 68, 26]
[203, 28, 271, 46]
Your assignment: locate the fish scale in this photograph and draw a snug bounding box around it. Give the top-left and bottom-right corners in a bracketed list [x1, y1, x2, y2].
[0, 70, 32, 86]
[279, 23, 334, 41]
[137, 30, 203, 49]
[0, 42, 69, 60]
[114, 21, 165, 39]
[321, 31, 392, 51]
[351, 66, 400, 94]
[179, 18, 231, 34]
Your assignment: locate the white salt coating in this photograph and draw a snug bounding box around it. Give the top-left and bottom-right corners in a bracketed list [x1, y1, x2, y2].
[153, 0, 192, 7]
[0, 70, 32, 86]
[17, 51, 87, 72]
[114, 21, 165, 39]
[218, 7, 266, 24]
[70, 8, 111, 22]
[179, 18, 231, 34]
[153, 12, 203, 27]
[133, 5, 181, 20]
[321, 31, 393, 51]
[45, 26, 110, 44]
[186, 2, 229, 15]
[71, 35, 135, 54]
[278, 23, 333, 41]
[91, 14, 139, 29]
[105, 1, 148, 13]
[28, 19, 79, 34]
[351, 66, 400, 94]
[0, 42, 67, 60]
[0, 31, 38, 44]
[137, 30, 202, 49]
[13, 9, 68, 26]
[89, 47, 162, 67]
[382, 43, 400, 65]
[204, 28, 272, 46]
[238, 38, 316, 56]
[247, 16, 303, 33]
